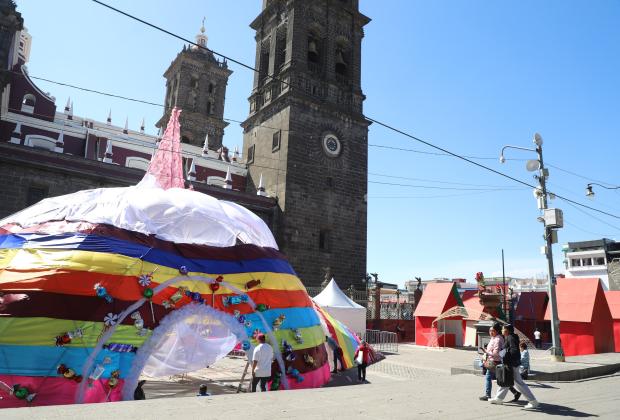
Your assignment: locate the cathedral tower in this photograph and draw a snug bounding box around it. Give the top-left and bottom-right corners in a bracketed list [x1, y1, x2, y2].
[242, 0, 371, 289]
[158, 21, 232, 150]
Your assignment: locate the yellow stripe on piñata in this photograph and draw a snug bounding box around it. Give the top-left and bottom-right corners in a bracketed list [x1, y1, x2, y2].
[0, 317, 151, 347]
[0, 248, 306, 294]
[261, 325, 326, 351]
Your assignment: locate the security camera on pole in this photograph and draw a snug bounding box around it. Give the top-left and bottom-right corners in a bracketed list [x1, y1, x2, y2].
[500, 133, 565, 361]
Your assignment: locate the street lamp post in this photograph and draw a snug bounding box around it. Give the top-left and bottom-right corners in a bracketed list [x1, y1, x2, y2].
[500, 133, 565, 361]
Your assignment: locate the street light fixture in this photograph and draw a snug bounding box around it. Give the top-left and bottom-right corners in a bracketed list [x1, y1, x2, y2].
[585, 182, 620, 198]
[500, 132, 565, 362]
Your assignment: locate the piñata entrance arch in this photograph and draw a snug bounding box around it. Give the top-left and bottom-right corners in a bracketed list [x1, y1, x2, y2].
[74, 274, 290, 403]
[121, 303, 249, 401]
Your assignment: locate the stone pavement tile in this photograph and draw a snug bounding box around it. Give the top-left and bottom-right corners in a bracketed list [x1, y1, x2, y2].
[2, 372, 617, 419]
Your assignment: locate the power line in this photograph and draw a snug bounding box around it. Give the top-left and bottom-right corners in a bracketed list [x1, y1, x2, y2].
[368, 180, 522, 191]
[563, 220, 615, 239]
[562, 200, 620, 232]
[547, 163, 618, 188]
[25, 73, 164, 107]
[31, 2, 620, 220]
[368, 172, 523, 189]
[90, 0, 261, 77]
[366, 117, 620, 220]
[368, 143, 526, 161]
[547, 180, 620, 215]
[369, 190, 514, 199]
[11, 68, 620, 219]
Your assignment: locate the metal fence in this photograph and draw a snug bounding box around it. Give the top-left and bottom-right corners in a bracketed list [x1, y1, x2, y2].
[363, 329, 398, 353]
[308, 286, 418, 322]
[376, 302, 415, 320]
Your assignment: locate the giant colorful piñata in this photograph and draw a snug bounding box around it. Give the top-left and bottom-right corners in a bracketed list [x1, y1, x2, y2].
[0, 108, 359, 408]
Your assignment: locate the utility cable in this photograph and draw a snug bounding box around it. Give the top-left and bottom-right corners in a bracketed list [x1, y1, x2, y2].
[9, 69, 620, 217]
[22, 3, 620, 219]
[9, 69, 620, 218]
[368, 180, 522, 191]
[562, 201, 620, 232]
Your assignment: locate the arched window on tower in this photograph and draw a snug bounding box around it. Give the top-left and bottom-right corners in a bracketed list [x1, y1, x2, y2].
[274, 27, 287, 73]
[335, 48, 348, 77]
[21, 93, 36, 113]
[206, 101, 212, 115]
[259, 40, 270, 85]
[165, 83, 172, 109]
[208, 83, 214, 94]
[307, 35, 319, 64]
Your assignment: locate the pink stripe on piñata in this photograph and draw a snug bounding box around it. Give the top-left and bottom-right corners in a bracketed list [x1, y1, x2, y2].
[285, 363, 331, 390]
[0, 375, 124, 408]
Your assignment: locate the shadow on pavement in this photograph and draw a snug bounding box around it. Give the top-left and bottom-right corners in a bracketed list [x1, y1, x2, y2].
[143, 378, 239, 399]
[322, 368, 370, 387]
[505, 401, 599, 418]
[537, 403, 599, 418]
[528, 382, 559, 389]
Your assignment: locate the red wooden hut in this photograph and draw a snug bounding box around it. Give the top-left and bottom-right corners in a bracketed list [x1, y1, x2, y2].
[604, 291, 620, 353]
[514, 291, 549, 343]
[462, 290, 496, 347]
[414, 283, 464, 347]
[544, 278, 614, 356]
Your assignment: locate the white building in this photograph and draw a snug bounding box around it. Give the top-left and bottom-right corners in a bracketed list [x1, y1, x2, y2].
[563, 239, 620, 291]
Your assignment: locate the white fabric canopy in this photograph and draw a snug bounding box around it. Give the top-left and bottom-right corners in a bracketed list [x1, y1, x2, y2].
[0, 186, 278, 249]
[142, 315, 238, 377]
[313, 278, 366, 335]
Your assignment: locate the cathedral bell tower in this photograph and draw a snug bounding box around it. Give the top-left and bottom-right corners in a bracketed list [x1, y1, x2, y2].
[157, 20, 232, 150]
[242, 0, 371, 289]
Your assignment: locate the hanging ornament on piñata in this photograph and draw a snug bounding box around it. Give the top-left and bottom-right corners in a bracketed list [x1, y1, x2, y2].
[255, 303, 269, 312]
[245, 279, 261, 290]
[292, 328, 304, 344]
[103, 313, 118, 327]
[272, 314, 285, 330]
[130, 311, 149, 336]
[137, 274, 156, 324]
[94, 283, 113, 303]
[57, 364, 83, 382]
[55, 327, 83, 347]
[12, 384, 36, 402]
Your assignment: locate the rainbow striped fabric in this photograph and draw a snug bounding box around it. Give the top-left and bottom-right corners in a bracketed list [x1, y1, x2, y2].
[0, 216, 331, 407]
[312, 302, 361, 369]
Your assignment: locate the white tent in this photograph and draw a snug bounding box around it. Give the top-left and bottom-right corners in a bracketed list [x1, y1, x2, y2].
[312, 278, 366, 336]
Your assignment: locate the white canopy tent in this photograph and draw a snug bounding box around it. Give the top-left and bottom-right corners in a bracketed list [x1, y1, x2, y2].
[312, 278, 366, 336]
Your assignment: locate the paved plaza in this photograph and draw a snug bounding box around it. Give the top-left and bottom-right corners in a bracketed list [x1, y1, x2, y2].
[3, 344, 619, 419]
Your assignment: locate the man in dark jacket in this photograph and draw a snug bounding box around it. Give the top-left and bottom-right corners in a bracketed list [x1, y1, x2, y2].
[489, 325, 539, 409]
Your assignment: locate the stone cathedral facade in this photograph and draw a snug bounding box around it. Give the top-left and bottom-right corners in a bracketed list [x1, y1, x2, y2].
[0, 0, 370, 289]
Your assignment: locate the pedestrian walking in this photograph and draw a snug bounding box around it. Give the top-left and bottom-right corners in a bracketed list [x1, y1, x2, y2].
[519, 341, 530, 378]
[326, 335, 344, 373]
[490, 324, 539, 409]
[354, 340, 371, 382]
[533, 328, 542, 349]
[479, 323, 504, 401]
[251, 334, 274, 392]
[508, 341, 531, 401]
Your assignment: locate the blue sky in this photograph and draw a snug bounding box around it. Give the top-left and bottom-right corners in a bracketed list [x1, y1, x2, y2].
[16, 1, 620, 286]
